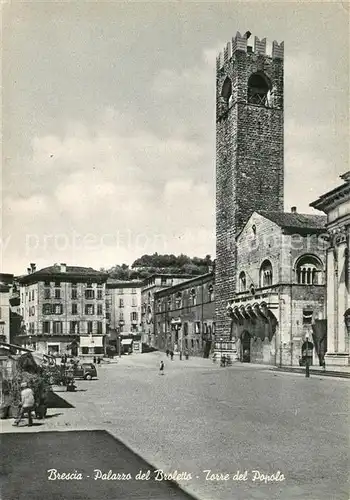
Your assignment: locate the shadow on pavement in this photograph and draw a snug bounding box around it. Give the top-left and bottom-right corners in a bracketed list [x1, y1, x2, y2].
[1, 430, 197, 500]
[11, 422, 44, 428]
[47, 392, 75, 409]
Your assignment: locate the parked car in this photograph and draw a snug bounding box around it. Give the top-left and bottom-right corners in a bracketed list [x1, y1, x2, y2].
[73, 363, 97, 380]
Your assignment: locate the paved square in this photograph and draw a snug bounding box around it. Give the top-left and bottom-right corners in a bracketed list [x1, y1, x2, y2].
[2, 353, 349, 500]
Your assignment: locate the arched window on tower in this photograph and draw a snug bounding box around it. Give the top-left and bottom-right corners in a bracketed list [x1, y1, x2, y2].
[295, 255, 323, 285]
[259, 260, 273, 287]
[239, 271, 246, 292]
[247, 72, 271, 106]
[221, 77, 233, 110]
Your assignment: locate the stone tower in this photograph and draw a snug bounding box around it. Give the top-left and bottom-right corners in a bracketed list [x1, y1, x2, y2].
[215, 32, 284, 339]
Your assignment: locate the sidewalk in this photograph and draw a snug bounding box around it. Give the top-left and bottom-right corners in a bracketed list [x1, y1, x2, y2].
[270, 364, 350, 378]
[102, 353, 350, 377]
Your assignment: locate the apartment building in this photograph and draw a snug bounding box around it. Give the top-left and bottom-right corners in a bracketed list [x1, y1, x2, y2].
[0, 274, 13, 344]
[141, 274, 193, 346]
[154, 273, 215, 357]
[17, 263, 108, 356]
[106, 279, 142, 338]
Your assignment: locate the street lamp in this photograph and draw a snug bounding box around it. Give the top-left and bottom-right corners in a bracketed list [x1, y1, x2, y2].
[170, 318, 182, 357]
[305, 333, 310, 378]
[118, 335, 122, 358]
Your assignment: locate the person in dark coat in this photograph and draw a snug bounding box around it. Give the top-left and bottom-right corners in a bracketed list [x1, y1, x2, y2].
[159, 361, 165, 375]
[166, 349, 169, 357]
[170, 351, 174, 361]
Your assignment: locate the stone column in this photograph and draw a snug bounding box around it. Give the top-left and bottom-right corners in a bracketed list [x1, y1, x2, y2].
[326, 247, 336, 353]
[337, 241, 348, 353]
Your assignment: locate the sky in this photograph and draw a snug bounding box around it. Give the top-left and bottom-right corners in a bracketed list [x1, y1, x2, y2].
[1, 1, 349, 275]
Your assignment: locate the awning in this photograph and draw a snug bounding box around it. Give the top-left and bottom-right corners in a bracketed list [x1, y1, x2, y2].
[121, 339, 133, 345]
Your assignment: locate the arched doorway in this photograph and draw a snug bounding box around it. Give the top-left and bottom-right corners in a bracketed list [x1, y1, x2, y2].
[241, 330, 251, 362]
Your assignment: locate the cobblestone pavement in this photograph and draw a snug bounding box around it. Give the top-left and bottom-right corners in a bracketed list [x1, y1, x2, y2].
[2, 352, 349, 500]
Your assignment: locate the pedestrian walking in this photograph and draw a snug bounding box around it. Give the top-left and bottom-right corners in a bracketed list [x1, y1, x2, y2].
[170, 350, 174, 361]
[93, 356, 97, 364]
[159, 360, 165, 375]
[179, 351, 182, 361]
[166, 349, 169, 357]
[13, 382, 35, 427]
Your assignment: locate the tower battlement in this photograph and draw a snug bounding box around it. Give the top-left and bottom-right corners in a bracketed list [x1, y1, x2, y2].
[216, 31, 284, 71]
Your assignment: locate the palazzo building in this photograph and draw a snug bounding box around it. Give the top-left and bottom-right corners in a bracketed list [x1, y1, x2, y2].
[106, 279, 142, 337]
[17, 263, 108, 356]
[0, 274, 13, 344]
[141, 274, 192, 347]
[227, 210, 327, 365]
[311, 172, 350, 366]
[154, 273, 215, 357]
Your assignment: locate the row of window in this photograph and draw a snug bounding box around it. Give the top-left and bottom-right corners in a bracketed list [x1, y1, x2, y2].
[238, 256, 323, 292]
[43, 289, 104, 300]
[150, 284, 214, 313]
[157, 321, 215, 336]
[42, 303, 104, 315]
[23, 288, 104, 301]
[42, 320, 103, 335]
[43, 281, 104, 288]
[117, 298, 138, 308]
[117, 312, 138, 321]
[115, 288, 138, 295]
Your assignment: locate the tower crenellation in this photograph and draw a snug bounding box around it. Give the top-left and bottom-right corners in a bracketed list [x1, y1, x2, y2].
[217, 32, 284, 72]
[254, 36, 266, 55]
[272, 40, 284, 59]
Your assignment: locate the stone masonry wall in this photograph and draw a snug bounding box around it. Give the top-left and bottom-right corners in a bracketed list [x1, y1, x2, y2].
[216, 33, 284, 340]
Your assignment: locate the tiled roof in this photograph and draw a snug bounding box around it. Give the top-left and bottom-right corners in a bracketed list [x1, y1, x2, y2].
[18, 265, 107, 283]
[258, 211, 327, 231]
[34, 265, 106, 276]
[106, 278, 143, 287]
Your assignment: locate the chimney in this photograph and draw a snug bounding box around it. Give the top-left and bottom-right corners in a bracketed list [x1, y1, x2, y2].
[30, 263, 36, 273]
[60, 263, 67, 273]
[291, 206, 297, 213]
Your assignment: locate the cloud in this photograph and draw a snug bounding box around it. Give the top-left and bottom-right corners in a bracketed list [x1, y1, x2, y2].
[2, 110, 215, 273]
[284, 53, 322, 88]
[5, 194, 49, 215]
